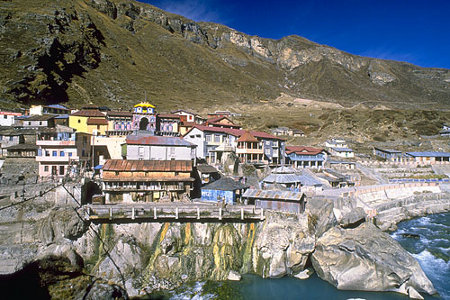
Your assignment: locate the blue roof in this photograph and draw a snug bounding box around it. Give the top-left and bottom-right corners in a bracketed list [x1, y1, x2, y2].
[94, 165, 103, 170]
[332, 147, 353, 152]
[47, 104, 69, 110]
[54, 114, 69, 119]
[405, 152, 450, 157]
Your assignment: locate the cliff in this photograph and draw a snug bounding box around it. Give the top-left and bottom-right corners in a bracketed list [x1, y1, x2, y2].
[0, 188, 442, 299]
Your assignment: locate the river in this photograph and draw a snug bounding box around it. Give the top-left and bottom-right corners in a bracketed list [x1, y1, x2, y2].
[155, 213, 449, 300]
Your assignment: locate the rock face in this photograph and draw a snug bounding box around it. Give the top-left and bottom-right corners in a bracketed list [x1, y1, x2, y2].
[1, 0, 449, 109]
[311, 222, 436, 297]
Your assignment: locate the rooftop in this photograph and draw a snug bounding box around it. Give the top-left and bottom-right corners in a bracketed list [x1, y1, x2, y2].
[197, 164, 219, 174]
[87, 118, 108, 125]
[331, 147, 353, 152]
[237, 131, 258, 142]
[188, 125, 283, 141]
[374, 147, 402, 153]
[262, 173, 303, 184]
[405, 152, 450, 157]
[286, 146, 324, 156]
[243, 189, 304, 201]
[23, 114, 55, 121]
[103, 159, 192, 172]
[126, 135, 195, 147]
[202, 177, 248, 191]
[71, 110, 106, 117]
[134, 102, 155, 108]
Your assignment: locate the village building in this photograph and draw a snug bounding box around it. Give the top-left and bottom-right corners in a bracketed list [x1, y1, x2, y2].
[69, 109, 108, 135]
[0, 130, 24, 157]
[15, 115, 56, 129]
[206, 116, 242, 129]
[124, 135, 197, 163]
[91, 136, 127, 167]
[261, 166, 302, 190]
[0, 111, 22, 127]
[36, 126, 92, 178]
[236, 131, 264, 164]
[200, 177, 249, 205]
[196, 164, 221, 185]
[5, 143, 38, 158]
[405, 152, 450, 164]
[325, 138, 348, 149]
[171, 110, 206, 135]
[105, 111, 133, 136]
[320, 169, 354, 188]
[373, 147, 403, 162]
[184, 126, 285, 165]
[330, 147, 355, 158]
[297, 172, 324, 194]
[328, 160, 356, 170]
[101, 159, 194, 203]
[242, 189, 306, 214]
[29, 104, 71, 116]
[156, 114, 181, 136]
[132, 102, 157, 133]
[207, 111, 232, 119]
[285, 146, 327, 168]
[439, 124, 450, 137]
[271, 127, 305, 137]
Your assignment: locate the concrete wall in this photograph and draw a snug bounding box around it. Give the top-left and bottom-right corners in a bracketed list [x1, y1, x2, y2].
[127, 144, 195, 161]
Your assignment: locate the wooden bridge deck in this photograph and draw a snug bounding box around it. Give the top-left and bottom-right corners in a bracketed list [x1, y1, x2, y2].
[84, 203, 265, 223]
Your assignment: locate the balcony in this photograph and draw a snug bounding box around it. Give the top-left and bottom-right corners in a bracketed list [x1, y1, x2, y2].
[36, 155, 79, 162]
[36, 140, 76, 146]
[236, 148, 264, 155]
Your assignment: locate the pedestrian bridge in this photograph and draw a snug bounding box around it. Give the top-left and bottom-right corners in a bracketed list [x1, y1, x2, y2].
[84, 203, 265, 223]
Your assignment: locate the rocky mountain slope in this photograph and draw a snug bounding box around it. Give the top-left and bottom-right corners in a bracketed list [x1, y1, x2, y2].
[1, 0, 449, 111]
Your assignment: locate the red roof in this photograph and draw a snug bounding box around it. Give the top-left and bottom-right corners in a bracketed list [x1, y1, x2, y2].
[237, 131, 258, 142]
[158, 113, 182, 119]
[87, 117, 108, 125]
[286, 146, 324, 155]
[71, 110, 105, 117]
[186, 125, 283, 140]
[103, 159, 192, 172]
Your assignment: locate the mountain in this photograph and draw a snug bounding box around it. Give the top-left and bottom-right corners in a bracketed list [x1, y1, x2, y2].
[0, 0, 449, 112]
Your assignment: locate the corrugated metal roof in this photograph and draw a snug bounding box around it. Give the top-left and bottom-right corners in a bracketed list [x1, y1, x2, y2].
[196, 164, 219, 173]
[25, 114, 55, 121]
[71, 110, 106, 117]
[272, 166, 297, 174]
[202, 177, 248, 191]
[262, 173, 303, 184]
[103, 159, 193, 172]
[243, 189, 304, 201]
[47, 104, 70, 110]
[87, 118, 108, 125]
[126, 135, 195, 147]
[406, 151, 450, 157]
[374, 147, 401, 153]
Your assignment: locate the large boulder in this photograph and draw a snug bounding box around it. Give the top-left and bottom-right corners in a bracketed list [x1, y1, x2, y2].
[311, 222, 436, 298]
[253, 212, 315, 278]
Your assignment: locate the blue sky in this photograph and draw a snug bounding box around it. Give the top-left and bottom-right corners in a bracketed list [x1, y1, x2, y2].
[143, 0, 450, 69]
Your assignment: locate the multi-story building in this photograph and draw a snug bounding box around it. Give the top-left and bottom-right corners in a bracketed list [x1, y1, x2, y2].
[0, 111, 22, 127]
[156, 114, 181, 136]
[125, 135, 196, 163]
[285, 146, 328, 168]
[16, 115, 55, 129]
[105, 111, 133, 136]
[101, 159, 194, 203]
[236, 131, 264, 163]
[183, 126, 285, 165]
[36, 126, 91, 178]
[69, 109, 108, 135]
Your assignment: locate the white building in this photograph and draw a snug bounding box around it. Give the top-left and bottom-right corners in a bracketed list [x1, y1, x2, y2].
[325, 138, 348, 149]
[125, 135, 197, 163]
[330, 147, 354, 158]
[0, 111, 22, 127]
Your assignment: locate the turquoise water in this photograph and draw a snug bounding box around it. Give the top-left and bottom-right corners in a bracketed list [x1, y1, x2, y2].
[158, 213, 449, 300]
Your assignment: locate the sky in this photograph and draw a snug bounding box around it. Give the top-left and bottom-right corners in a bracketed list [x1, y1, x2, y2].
[142, 0, 450, 69]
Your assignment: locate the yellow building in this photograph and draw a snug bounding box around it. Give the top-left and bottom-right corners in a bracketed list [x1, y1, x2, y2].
[69, 110, 108, 135]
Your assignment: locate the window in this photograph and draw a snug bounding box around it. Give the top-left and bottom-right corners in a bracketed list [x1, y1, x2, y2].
[138, 147, 144, 157]
[39, 121, 42, 125]
[44, 166, 49, 172]
[3, 115, 6, 119]
[60, 151, 64, 156]
[28, 122, 31, 125]
[59, 166, 65, 175]
[196, 134, 201, 138]
[205, 134, 211, 142]
[9, 136, 13, 141]
[214, 134, 220, 143]
[52, 151, 57, 156]
[78, 119, 81, 123]
[45, 151, 50, 156]
[189, 135, 195, 138]
[68, 152, 72, 157]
